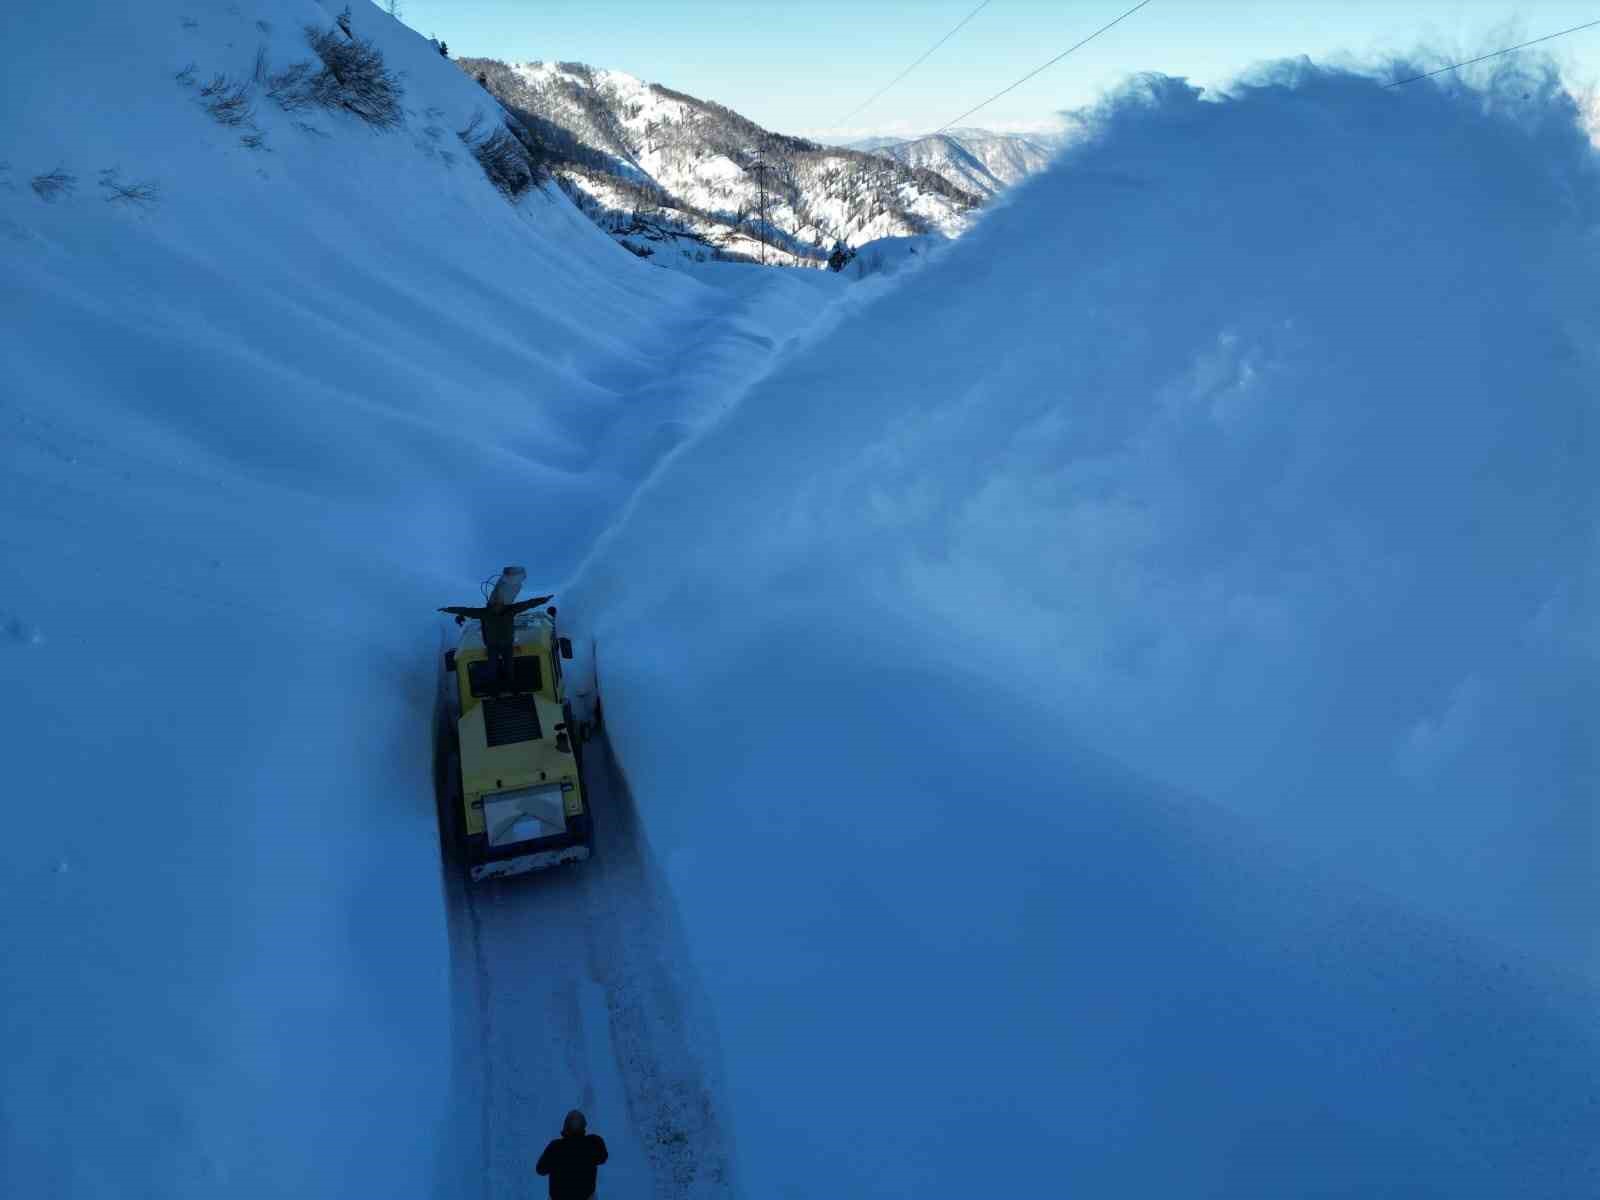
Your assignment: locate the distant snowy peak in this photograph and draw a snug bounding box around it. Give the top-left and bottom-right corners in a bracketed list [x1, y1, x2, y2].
[938, 129, 1060, 186]
[458, 57, 983, 266]
[840, 135, 907, 153]
[856, 129, 1060, 199]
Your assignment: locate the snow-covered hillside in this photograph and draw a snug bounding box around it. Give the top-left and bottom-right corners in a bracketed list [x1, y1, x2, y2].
[863, 127, 1059, 198]
[458, 57, 981, 264]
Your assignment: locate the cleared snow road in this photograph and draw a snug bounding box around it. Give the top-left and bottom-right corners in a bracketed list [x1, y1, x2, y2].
[434, 721, 735, 1200]
[425, 263, 850, 1200]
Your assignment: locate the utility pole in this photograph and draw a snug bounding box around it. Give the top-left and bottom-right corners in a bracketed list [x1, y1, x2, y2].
[753, 148, 767, 266]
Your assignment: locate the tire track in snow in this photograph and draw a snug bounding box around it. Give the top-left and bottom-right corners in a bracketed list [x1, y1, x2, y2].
[442, 734, 736, 1200]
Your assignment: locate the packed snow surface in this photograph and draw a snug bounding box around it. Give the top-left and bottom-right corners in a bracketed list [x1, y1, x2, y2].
[3, 4, 1598, 1199]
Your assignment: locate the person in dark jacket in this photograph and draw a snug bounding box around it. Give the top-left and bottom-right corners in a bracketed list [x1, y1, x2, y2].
[535, 1109, 608, 1200]
[437, 593, 552, 691]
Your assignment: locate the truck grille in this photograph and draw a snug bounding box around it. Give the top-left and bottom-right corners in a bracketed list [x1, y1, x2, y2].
[484, 695, 541, 746]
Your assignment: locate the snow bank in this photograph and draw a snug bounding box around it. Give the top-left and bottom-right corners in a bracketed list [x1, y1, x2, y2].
[568, 62, 1599, 1197]
[0, 3, 836, 1196]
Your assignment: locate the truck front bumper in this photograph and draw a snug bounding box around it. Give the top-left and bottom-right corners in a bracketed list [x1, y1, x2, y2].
[470, 841, 590, 882]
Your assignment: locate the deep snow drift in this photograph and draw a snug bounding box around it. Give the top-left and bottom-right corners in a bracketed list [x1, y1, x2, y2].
[565, 62, 1599, 1198]
[1, 3, 840, 1197]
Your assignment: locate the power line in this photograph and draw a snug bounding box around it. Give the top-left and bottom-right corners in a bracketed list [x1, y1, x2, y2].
[864, 0, 1153, 156]
[1386, 17, 1600, 87]
[930, 0, 1154, 136]
[838, 0, 997, 127]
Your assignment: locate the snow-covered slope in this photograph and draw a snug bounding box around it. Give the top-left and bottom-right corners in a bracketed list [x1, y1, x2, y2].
[458, 58, 982, 263]
[869, 127, 1059, 198]
[1, 3, 845, 1197]
[563, 64, 1600, 1199]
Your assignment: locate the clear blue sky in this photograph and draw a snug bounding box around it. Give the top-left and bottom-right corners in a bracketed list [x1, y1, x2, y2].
[395, 1, 1600, 137]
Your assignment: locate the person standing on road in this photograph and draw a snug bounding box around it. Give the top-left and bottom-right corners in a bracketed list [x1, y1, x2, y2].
[536, 1110, 609, 1200]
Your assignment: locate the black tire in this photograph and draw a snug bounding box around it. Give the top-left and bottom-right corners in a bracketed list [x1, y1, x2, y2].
[439, 749, 466, 860]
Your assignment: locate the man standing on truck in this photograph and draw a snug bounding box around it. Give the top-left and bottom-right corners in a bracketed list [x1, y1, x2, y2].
[535, 1109, 609, 1200]
[437, 582, 553, 692]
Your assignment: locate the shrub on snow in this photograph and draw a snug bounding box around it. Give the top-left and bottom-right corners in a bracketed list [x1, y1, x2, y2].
[302, 25, 404, 129]
[458, 110, 543, 200]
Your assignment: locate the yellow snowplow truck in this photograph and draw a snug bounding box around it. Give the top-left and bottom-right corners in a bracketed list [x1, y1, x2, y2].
[441, 598, 594, 882]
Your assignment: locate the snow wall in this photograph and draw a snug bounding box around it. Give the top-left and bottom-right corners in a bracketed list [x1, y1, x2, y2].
[566, 63, 1600, 1198]
[1, 2, 810, 1196]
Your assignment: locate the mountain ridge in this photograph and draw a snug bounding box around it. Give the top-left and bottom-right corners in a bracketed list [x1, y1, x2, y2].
[457, 57, 984, 265]
[838, 128, 1064, 197]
